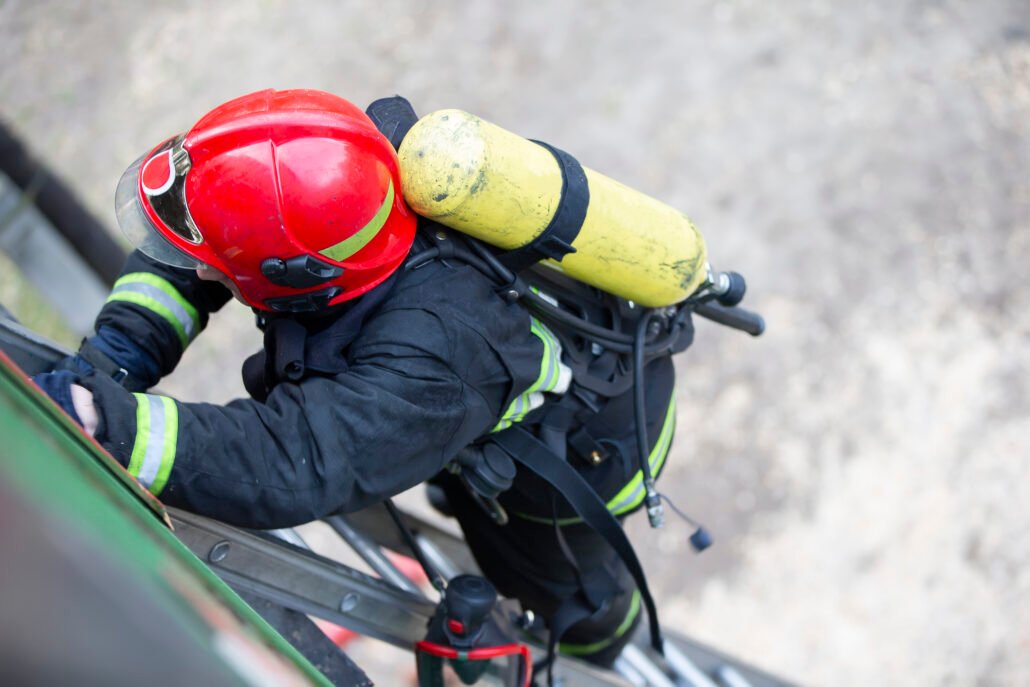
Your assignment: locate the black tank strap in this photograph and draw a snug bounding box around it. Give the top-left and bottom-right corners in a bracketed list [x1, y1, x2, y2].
[367, 94, 588, 275]
[498, 142, 589, 274]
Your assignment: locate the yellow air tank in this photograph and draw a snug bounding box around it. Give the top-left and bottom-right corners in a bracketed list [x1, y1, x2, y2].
[397, 109, 708, 307]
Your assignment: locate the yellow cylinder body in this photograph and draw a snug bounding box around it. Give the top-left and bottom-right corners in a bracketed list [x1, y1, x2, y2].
[397, 109, 708, 307]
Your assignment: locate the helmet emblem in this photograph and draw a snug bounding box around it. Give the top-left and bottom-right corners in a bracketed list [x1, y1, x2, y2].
[141, 148, 175, 196]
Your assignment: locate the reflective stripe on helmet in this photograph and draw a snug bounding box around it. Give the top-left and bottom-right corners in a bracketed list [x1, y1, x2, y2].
[106, 273, 200, 348]
[513, 391, 676, 525]
[491, 318, 571, 433]
[127, 393, 178, 496]
[319, 180, 396, 262]
[558, 590, 641, 657]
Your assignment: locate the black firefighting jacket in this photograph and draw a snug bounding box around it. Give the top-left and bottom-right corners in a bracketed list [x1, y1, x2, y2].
[80, 242, 677, 530]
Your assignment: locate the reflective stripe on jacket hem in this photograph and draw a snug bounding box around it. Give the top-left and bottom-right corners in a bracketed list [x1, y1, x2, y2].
[513, 390, 677, 526]
[558, 590, 641, 656]
[604, 392, 677, 516]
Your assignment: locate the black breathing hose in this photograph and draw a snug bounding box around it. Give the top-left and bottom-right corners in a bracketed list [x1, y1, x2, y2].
[633, 312, 663, 527]
[383, 499, 447, 593]
[429, 236, 689, 356]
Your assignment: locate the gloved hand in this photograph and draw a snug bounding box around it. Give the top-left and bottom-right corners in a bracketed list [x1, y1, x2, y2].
[57, 326, 160, 392]
[32, 369, 98, 435]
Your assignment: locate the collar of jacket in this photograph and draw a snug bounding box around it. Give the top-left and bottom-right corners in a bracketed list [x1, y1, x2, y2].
[242, 270, 401, 400]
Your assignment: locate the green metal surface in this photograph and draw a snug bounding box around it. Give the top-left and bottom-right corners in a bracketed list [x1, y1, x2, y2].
[0, 351, 332, 686]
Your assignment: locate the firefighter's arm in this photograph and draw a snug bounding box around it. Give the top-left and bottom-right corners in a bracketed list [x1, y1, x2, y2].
[78, 309, 502, 529]
[77, 250, 232, 390]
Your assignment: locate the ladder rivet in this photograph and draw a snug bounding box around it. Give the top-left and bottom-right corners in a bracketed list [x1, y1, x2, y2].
[209, 541, 231, 563]
[340, 593, 359, 612]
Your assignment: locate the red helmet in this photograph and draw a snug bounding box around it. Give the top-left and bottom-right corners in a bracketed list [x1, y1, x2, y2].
[115, 89, 417, 312]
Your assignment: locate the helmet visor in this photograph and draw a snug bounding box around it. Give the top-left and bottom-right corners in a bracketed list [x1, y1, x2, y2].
[115, 152, 200, 269]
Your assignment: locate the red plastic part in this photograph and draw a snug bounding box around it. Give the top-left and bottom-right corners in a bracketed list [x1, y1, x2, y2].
[134, 89, 417, 310]
[415, 641, 532, 687]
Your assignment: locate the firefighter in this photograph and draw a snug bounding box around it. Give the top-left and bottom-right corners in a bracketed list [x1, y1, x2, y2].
[33, 89, 683, 670]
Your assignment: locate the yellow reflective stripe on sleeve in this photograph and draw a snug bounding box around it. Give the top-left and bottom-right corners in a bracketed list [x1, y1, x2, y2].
[558, 590, 641, 656]
[107, 273, 200, 348]
[127, 393, 178, 497]
[491, 318, 562, 433]
[529, 318, 561, 392]
[319, 181, 395, 261]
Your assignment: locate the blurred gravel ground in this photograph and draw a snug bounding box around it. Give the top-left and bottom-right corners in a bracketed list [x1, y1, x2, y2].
[2, 1, 1028, 685]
